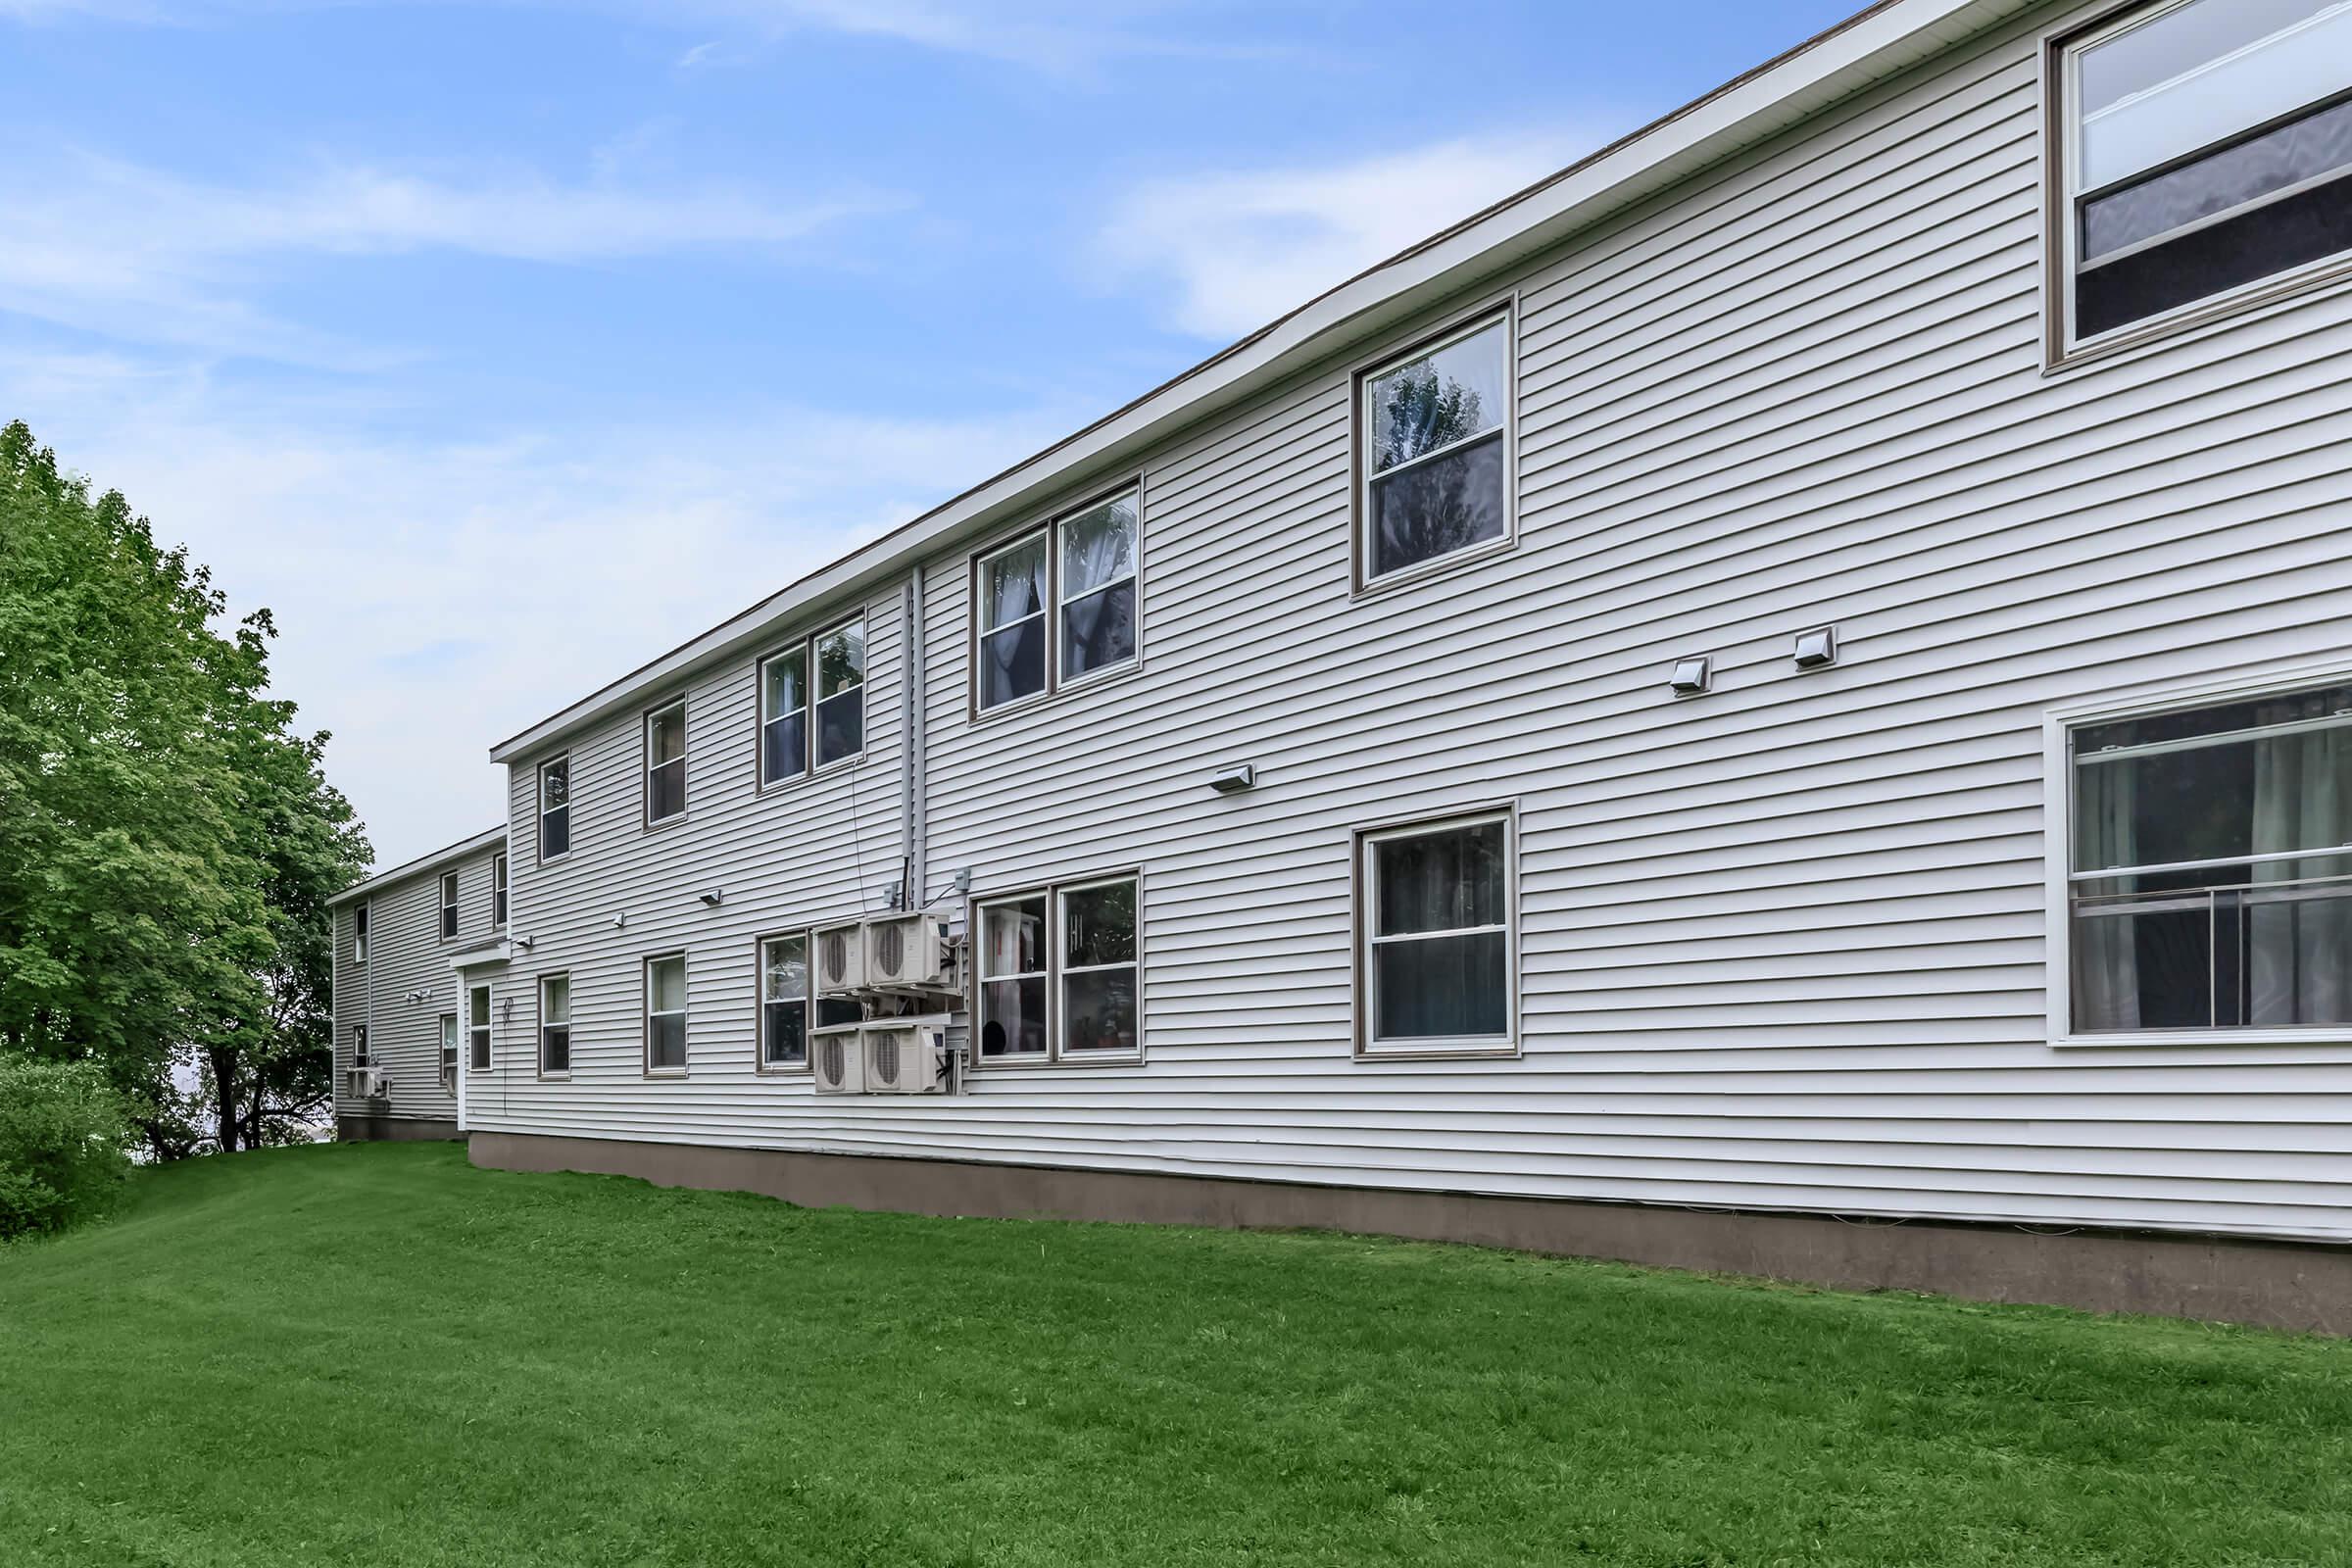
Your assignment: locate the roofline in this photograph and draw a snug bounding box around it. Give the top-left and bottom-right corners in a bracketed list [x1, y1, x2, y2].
[327, 826, 509, 906]
[488, 0, 2036, 766]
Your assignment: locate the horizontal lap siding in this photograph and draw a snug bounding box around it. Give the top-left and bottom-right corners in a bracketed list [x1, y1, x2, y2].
[468, 590, 907, 1138]
[461, 1, 2352, 1243]
[331, 847, 501, 1121]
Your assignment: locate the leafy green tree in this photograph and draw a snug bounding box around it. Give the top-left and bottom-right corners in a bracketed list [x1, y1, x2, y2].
[0, 420, 368, 1156]
[0, 1053, 134, 1237]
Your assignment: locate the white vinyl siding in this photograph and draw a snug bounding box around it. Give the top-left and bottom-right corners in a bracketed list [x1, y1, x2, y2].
[328, 838, 502, 1122]
[466, 2, 2352, 1247]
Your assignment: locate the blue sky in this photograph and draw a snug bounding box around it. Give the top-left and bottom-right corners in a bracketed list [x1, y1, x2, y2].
[0, 0, 1857, 866]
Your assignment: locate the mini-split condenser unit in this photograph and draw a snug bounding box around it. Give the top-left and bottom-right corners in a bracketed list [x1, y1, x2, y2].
[346, 1066, 388, 1100]
[861, 1023, 948, 1094]
[863, 914, 955, 992]
[810, 1025, 864, 1094]
[813, 920, 866, 996]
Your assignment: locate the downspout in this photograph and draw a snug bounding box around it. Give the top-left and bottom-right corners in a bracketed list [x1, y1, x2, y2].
[900, 566, 928, 908]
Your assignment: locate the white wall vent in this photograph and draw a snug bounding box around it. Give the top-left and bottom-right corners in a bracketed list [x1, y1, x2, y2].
[863, 914, 954, 992]
[862, 1024, 947, 1095]
[811, 1026, 864, 1094]
[813, 920, 866, 996]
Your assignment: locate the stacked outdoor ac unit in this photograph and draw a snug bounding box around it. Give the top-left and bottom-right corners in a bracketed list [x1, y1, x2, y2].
[345, 1066, 389, 1101]
[810, 912, 960, 1095]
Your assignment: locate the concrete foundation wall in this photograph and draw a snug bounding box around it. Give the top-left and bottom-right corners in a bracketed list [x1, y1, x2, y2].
[341, 1115, 464, 1144]
[470, 1131, 2352, 1336]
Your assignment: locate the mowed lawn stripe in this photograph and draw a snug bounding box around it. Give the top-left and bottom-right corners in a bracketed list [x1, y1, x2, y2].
[2, 1142, 2346, 1566]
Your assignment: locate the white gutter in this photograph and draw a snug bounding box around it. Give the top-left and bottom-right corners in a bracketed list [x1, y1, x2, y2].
[487, 0, 2041, 767]
[327, 825, 509, 906]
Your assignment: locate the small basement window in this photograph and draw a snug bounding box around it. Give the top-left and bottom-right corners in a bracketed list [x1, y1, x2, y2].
[1357, 315, 1511, 585]
[2056, 0, 2352, 353]
[2067, 680, 2352, 1032]
[1357, 809, 1517, 1055]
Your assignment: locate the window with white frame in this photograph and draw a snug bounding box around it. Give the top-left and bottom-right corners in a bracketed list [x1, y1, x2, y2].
[493, 854, 509, 927]
[645, 954, 688, 1072]
[759, 615, 867, 784]
[353, 903, 369, 963]
[352, 1023, 370, 1068]
[539, 757, 571, 860]
[645, 700, 688, 824]
[1358, 810, 1516, 1054]
[1057, 878, 1139, 1055]
[814, 619, 865, 768]
[439, 871, 460, 940]
[2067, 681, 2352, 1033]
[1358, 316, 1510, 584]
[539, 973, 570, 1074]
[760, 933, 809, 1068]
[468, 984, 493, 1071]
[2056, 0, 2352, 351]
[439, 1012, 460, 1092]
[974, 876, 1140, 1061]
[974, 487, 1140, 711]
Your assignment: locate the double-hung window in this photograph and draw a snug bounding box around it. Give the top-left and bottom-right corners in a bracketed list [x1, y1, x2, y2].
[974, 487, 1140, 712]
[1357, 315, 1511, 585]
[2055, 0, 2352, 354]
[539, 974, 570, 1074]
[353, 903, 369, 963]
[538, 757, 571, 861]
[439, 1013, 460, 1092]
[439, 871, 460, 940]
[492, 854, 509, 927]
[974, 875, 1141, 1062]
[645, 701, 688, 825]
[645, 954, 688, 1073]
[468, 984, 493, 1072]
[758, 932, 862, 1069]
[1357, 809, 1517, 1055]
[759, 617, 865, 785]
[352, 1024, 370, 1069]
[2066, 681, 2352, 1034]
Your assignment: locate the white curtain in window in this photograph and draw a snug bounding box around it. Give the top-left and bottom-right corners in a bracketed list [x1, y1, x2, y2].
[2075, 761, 2140, 1031]
[2249, 727, 2352, 1025]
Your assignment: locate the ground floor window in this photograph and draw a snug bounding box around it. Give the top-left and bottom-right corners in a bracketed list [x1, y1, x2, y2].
[352, 1024, 370, 1068]
[2070, 681, 2352, 1032]
[975, 874, 1141, 1062]
[760, 934, 808, 1068]
[1357, 808, 1516, 1055]
[439, 1013, 459, 1092]
[468, 984, 493, 1071]
[645, 954, 688, 1072]
[540, 974, 570, 1074]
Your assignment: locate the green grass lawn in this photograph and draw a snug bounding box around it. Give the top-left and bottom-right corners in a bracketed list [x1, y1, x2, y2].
[3, 1145, 2349, 1566]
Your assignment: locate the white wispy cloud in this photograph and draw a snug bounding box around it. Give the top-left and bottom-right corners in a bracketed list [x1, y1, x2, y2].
[0, 149, 904, 363]
[2, 353, 1083, 866]
[1093, 129, 1623, 341]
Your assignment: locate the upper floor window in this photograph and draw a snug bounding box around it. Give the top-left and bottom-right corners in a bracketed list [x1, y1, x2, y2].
[2067, 681, 2352, 1034]
[538, 757, 571, 861]
[645, 954, 688, 1073]
[645, 700, 688, 825]
[1357, 315, 1511, 585]
[352, 903, 369, 963]
[760, 618, 865, 785]
[975, 874, 1141, 1062]
[974, 487, 1140, 712]
[2057, 0, 2352, 352]
[439, 871, 460, 940]
[1357, 809, 1516, 1056]
[492, 854, 509, 926]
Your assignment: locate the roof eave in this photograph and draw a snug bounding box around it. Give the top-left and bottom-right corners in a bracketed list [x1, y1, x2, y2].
[485, 0, 2035, 767]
